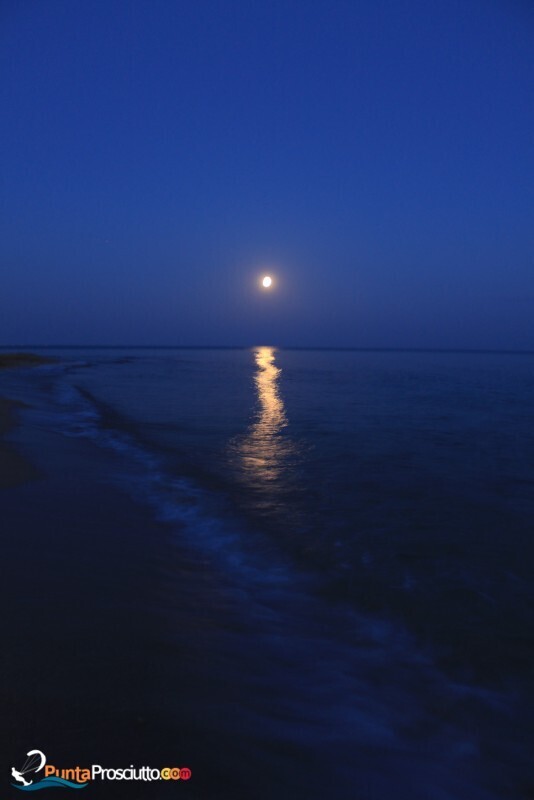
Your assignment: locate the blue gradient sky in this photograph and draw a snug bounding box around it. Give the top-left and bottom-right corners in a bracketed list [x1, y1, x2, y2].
[1, 0, 533, 347]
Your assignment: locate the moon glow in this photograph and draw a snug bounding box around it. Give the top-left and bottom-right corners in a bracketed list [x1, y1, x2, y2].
[262, 275, 273, 288]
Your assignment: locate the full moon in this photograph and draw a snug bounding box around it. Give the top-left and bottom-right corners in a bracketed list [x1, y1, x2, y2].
[262, 275, 272, 288]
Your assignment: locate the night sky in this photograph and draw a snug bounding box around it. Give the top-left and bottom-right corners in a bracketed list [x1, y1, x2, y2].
[1, 0, 533, 348]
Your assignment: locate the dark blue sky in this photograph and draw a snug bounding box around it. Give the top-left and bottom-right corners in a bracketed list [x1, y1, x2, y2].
[1, 0, 533, 347]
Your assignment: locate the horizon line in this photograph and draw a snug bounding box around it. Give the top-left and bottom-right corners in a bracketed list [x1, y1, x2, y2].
[2, 344, 534, 356]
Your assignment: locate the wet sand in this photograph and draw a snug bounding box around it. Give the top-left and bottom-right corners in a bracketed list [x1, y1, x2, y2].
[0, 353, 55, 487]
[0, 396, 40, 487]
[0, 401, 216, 799]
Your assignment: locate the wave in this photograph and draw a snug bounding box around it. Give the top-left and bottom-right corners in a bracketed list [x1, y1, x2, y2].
[32, 372, 292, 589]
[12, 777, 88, 791]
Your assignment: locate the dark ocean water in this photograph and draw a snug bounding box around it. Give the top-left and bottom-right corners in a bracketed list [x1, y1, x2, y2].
[2, 348, 533, 799]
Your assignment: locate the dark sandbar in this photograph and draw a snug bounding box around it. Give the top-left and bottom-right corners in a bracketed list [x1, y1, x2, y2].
[0, 351, 56, 369]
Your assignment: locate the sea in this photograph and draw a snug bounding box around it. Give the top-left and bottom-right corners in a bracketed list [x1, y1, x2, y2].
[2, 347, 533, 799]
